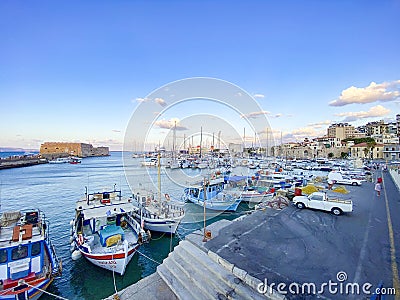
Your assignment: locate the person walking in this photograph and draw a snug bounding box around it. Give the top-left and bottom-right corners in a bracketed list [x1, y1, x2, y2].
[375, 181, 382, 197]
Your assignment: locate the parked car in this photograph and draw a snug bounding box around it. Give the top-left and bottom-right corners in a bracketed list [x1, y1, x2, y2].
[335, 176, 363, 186]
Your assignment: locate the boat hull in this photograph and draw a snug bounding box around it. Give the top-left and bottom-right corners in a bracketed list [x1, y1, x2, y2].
[0, 278, 53, 300]
[79, 245, 138, 275]
[241, 192, 274, 203]
[186, 196, 241, 211]
[143, 216, 184, 234]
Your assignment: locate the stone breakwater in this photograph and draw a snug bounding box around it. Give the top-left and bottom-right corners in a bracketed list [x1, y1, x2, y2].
[0, 155, 47, 169]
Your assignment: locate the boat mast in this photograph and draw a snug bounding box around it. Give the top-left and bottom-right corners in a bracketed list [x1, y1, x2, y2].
[158, 151, 161, 205]
[202, 177, 207, 242]
[200, 126, 203, 159]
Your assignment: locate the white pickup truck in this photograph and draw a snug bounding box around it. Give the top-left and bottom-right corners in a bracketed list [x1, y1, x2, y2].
[293, 192, 353, 215]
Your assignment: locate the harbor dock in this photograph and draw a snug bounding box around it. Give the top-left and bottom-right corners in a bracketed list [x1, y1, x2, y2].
[0, 154, 47, 169]
[107, 169, 400, 299]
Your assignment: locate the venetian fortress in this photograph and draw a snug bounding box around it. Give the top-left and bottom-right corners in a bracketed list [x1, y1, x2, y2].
[40, 142, 109, 158]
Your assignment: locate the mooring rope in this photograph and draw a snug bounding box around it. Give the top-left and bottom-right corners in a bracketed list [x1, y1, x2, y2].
[136, 249, 162, 265]
[22, 280, 69, 300]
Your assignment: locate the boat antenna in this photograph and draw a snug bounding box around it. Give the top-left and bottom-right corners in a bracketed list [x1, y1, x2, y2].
[85, 186, 88, 204]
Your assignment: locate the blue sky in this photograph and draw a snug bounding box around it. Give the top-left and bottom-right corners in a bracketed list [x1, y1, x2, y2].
[1, 0, 399, 150]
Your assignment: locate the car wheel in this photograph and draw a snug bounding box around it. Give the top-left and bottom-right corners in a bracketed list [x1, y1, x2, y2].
[332, 207, 342, 215]
[352, 182, 357, 186]
[296, 202, 305, 209]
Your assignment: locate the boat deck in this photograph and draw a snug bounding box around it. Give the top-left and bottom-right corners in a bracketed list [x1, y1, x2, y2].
[82, 224, 138, 255]
[0, 223, 44, 248]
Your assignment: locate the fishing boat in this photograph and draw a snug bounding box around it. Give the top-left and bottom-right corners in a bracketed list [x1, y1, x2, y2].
[225, 176, 275, 204]
[141, 158, 157, 167]
[0, 209, 62, 300]
[132, 153, 185, 234]
[182, 177, 242, 211]
[69, 157, 81, 164]
[131, 190, 185, 234]
[70, 187, 150, 275]
[48, 157, 70, 164]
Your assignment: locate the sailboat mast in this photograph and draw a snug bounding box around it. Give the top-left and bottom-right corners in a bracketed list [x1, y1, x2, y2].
[158, 152, 161, 204]
[200, 126, 203, 158]
[202, 177, 207, 241]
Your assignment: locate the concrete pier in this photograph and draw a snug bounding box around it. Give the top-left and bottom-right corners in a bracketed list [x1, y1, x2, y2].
[0, 155, 47, 169]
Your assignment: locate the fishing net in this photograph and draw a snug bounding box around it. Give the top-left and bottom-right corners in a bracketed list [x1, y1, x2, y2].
[332, 186, 349, 194]
[300, 185, 319, 195]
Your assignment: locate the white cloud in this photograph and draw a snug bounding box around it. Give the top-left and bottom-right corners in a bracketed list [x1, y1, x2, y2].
[111, 129, 121, 133]
[308, 120, 332, 127]
[329, 80, 400, 106]
[155, 97, 167, 107]
[280, 126, 326, 143]
[133, 97, 167, 107]
[154, 118, 188, 130]
[135, 97, 148, 103]
[335, 105, 390, 122]
[241, 110, 271, 119]
[253, 94, 265, 99]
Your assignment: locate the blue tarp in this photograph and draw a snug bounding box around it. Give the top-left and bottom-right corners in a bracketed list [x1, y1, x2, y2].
[99, 225, 125, 246]
[225, 176, 247, 182]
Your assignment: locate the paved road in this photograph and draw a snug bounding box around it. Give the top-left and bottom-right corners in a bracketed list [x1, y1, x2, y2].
[205, 171, 400, 299]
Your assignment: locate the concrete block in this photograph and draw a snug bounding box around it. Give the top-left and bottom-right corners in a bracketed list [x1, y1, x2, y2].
[218, 256, 234, 273]
[232, 266, 248, 281]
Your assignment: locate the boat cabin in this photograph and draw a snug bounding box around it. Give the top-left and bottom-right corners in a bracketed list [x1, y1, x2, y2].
[0, 211, 48, 289]
[185, 178, 225, 200]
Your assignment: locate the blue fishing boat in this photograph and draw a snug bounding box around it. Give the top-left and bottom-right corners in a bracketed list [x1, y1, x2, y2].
[0, 209, 61, 300]
[182, 177, 242, 211]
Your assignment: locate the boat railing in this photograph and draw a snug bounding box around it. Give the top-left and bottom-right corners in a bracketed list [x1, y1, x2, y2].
[126, 212, 143, 233]
[48, 238, 62, 277]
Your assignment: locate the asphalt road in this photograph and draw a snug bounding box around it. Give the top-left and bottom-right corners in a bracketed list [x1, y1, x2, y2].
[205, 170, 400, 299]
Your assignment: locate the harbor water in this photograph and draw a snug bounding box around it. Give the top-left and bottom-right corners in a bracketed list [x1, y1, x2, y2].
[0, 152, 251, 300]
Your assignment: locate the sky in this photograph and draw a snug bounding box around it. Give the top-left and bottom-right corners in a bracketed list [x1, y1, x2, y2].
[1, 0, 399, 151]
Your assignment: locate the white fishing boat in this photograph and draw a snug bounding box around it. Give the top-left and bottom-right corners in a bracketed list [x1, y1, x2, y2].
[48, 157, 70, 164]
[131, 190, 185, 234]
[225, 176, 275, 204]
[70, 187, 150, 275]
[182, 177, 242, 211]
[239, 187, 275, 203]
[0, 209, 62, 299]
[133, 153, 185, 234]
[141, 158, 157, 167]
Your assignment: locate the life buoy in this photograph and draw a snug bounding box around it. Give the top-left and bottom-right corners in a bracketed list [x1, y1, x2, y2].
[121, 220, 127, 228]
[164, 194, 171, 201]
[78, 234, 84, 245]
